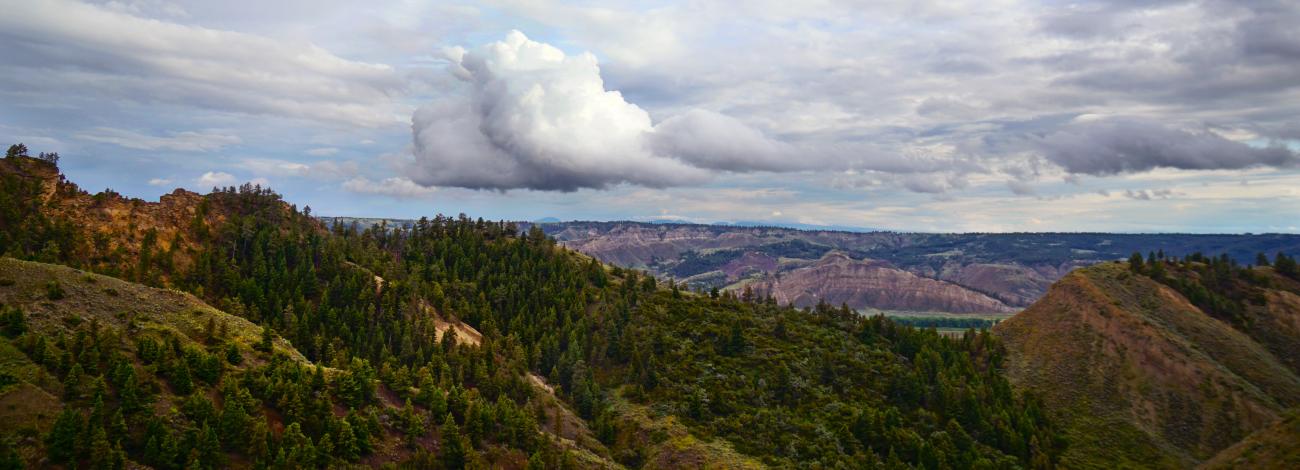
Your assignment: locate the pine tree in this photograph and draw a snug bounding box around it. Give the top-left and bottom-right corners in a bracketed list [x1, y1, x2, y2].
[218, 400, 250, 450]
[86, 425, 113, 470]
[399, 398, 426, 446]
[247, 419, 270, 463]
[258, 327, 275, 353]
[225, 343, 242, 365]
[62, 363, 84, 400]
[335, 419, 360, 461]
[108, 409, 127, 441]
[440, 413, 467, 470]
[1128, 252, 1145, 274]
[46, 407, 83, 464]
[170, 360, 193, 395]
[5, 143, 28, 159]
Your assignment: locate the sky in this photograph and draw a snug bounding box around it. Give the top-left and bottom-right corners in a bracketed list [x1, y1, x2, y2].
[2, 0, 1299, 233]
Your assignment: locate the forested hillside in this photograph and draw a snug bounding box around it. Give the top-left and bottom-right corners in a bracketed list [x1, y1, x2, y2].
[1, 152, 1064, 468]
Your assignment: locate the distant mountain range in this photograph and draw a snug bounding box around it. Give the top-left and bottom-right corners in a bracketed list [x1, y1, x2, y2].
[533, 221, 1300, 314]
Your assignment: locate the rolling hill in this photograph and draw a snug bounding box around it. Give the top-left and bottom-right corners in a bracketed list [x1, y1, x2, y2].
[994, 259, 1300, 468]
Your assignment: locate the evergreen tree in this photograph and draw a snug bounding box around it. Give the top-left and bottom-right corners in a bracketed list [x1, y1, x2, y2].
[335, 419, 359, 461]
[46, 407, 83, 464]
[398, 398, 426, 446]
[1128, 252, 1145, 274]
[5, 143, 28, 159]
[62, 363, 83, 400]
[86, 425, 113, 470]
[440, 413, 467, 470]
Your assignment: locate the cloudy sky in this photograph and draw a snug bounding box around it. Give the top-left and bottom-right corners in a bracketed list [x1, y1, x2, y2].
[3, 0, 1299, 232]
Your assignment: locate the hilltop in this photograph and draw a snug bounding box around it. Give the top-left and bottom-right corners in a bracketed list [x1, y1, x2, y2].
[0, 155, 301, 287]
[994, 259, 1300, 468]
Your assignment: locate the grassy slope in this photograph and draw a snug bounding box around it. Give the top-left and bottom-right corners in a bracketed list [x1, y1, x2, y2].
[0, 256, 303, 365]
[994, 262, 1300, 468]
[0, 256, 308, 465]
[1199, 410, 1300, 470]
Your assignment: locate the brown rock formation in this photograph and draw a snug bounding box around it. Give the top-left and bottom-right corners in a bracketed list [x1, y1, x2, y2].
[747, 253, 1015, 313]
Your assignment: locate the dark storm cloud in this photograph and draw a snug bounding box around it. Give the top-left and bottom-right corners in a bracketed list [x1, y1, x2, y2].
[1039, 118, 1298, 175]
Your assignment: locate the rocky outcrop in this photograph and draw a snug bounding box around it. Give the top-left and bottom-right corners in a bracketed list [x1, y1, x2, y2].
[1, 155, 301, 282]
[747, 253, 1015, 313]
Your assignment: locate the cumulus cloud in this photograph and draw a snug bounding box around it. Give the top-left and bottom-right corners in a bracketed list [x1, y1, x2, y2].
[343, 176, 437, 199]
[75, 127, 240, 152]
[410, 31, 710, 191]
[410, 31, 961, 192]
[147, 178, 172, 186]
[1038, 118, 1299, 175]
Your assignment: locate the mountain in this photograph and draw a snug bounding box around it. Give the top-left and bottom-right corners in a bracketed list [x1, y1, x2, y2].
[536, 221, 1300, 314]
[993, 258, 1300, 468]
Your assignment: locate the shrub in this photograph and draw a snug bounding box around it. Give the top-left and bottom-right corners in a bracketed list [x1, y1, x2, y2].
[46, 281, 65, 300]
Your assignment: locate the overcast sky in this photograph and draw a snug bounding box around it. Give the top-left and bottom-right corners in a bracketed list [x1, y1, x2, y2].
[3, 0, 1299, 232]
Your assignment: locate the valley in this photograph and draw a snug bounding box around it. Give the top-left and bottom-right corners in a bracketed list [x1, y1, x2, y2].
[2, 154, 1298, 469]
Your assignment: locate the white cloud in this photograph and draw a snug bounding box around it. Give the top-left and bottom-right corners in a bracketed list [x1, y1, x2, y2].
[1, 0, 404, 127]
[410, 30, 710, 191]
[196, 171, 236, 188]
[238, 158, 358, 180]
[75, 127, 240, 152]
[147, 178, 172, 186]
[343, 176, 437, 199]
